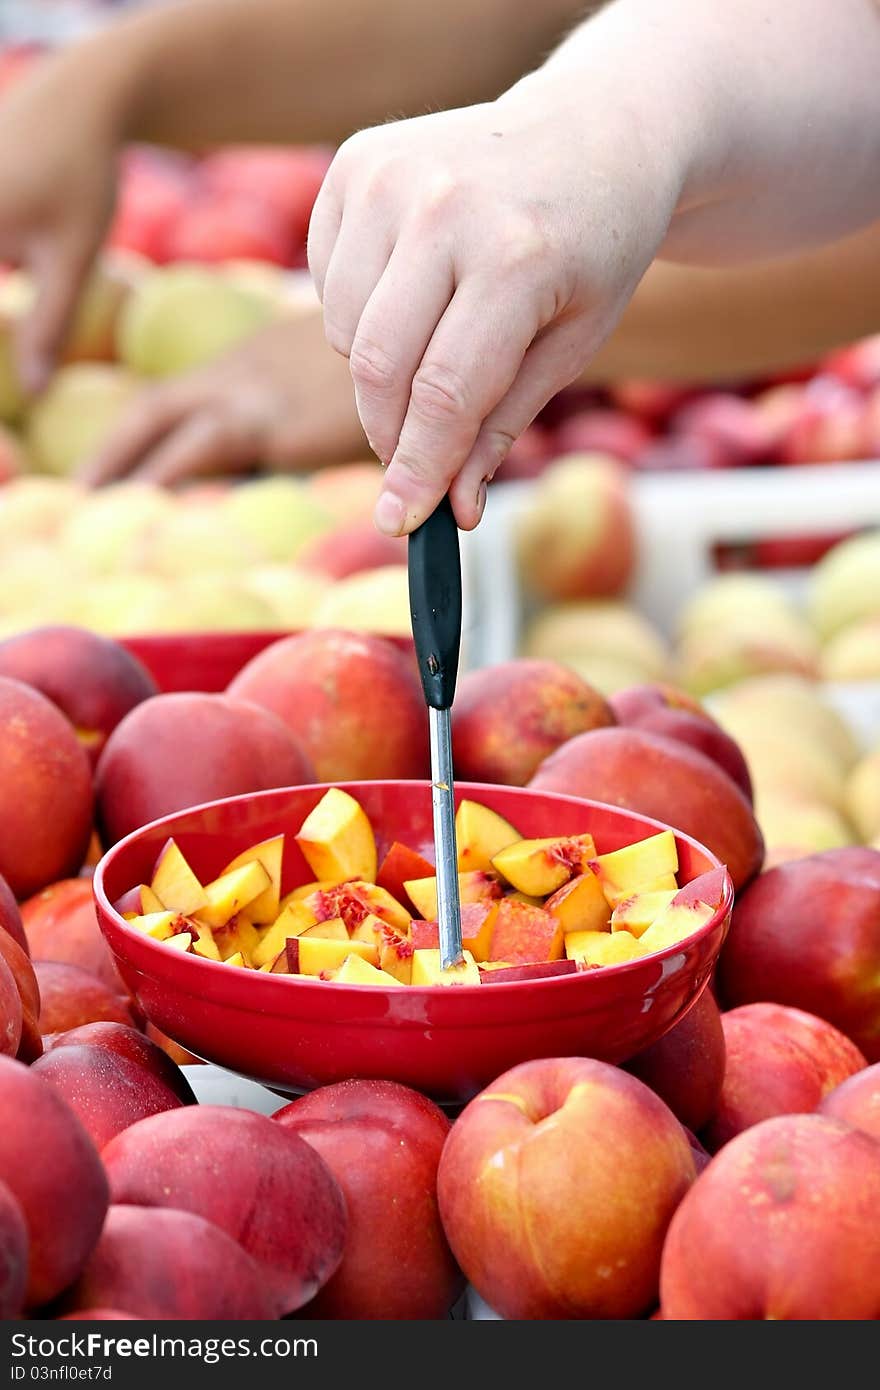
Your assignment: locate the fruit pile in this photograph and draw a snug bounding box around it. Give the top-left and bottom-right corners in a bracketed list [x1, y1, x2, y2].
[117, 789, 724, 985]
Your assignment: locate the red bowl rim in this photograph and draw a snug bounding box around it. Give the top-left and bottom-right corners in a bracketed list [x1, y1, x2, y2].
[93, 780, 734, 999]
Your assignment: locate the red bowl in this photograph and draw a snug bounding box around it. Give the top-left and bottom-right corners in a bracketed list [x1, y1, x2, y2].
[119, 631, 414, 693]
[94, 781, 733, 1103]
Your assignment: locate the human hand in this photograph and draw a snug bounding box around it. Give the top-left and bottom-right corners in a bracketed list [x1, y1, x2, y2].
[81, 311, 368, 486]
[307, 81, 682, 534]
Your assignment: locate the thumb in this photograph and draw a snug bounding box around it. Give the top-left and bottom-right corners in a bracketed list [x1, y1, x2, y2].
[16, 237, 92, 394]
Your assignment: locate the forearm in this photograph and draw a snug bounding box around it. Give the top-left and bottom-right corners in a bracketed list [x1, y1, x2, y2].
[62, 0, 583, 149]
[518, 0, 880, 264]
[584, 222, 880, 383]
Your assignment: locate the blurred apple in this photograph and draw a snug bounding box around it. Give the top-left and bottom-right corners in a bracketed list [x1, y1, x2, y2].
[810, 531, 880, 639]
[491, 423, 555, 482]
[222, 476, 332, 562]
[310, 565, 411, 638]
[298, 520, 407, 579]
[60, 484, 173, 575]
[822, 335, 880, 391]
[162, 194, 293, 266]
[820, 617, 880, 680]
[552, 409, 653, 463]
[108, 154, 194, 263]
[522, 601, 671, 695]
[671, 392, 772, 466]
[515, 454, 635, 601]
[25, 365, 140, 476]
[117, 266, 276, 376]
[241, 565, 329, 628]
[305, 462, 384, 523]
[197, 145, 333, 246]
[711, 674, 860, 773]
[608, 380, 695, 425]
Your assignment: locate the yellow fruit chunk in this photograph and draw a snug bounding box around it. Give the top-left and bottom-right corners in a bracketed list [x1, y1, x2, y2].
[192, 927, 222, 962]
[377, 927, 415, 984]
[281, 880, 338, 907]
[251, 900, 316, 969]
[610, 889, 678, 938]
[403, 871, 501, 923]
[213, 915, 260, 964]
[487, 900, 563, 966]
[333, 954, 405, 987]
[296, 788, 378, 883]
[127, 910, 179, 941]
[590, 831, 678, 907]
[638, 901, 715, 954]
[455, 800, 521, 873]
[288, 936, 379, 975]
[150, 838, 206, 916]
[299, 916, 348, 941]
[195, 861, 271, 929]
[544, 872, 610, 934]
[221, 834, 284, 924]
[225, 951, 247, 968]
[164, 932, 193, 953]
[491, 833, 597, 897]
[565, 930, 644, 967]
[411, 949, 481, 986]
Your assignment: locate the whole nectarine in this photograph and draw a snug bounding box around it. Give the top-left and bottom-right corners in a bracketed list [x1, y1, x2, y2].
[611, 683, 753, 803]
[0, 873, 28, 954]
[33, 1042, 191, 1151]
[0, 931, 40, 1062]
[44, 1022, 196, 1105]
[0, 955, 21, 1060]
[0, 1179, 27, 1319]
[34, 961, 135, 1036]
[818, 1062, 880, 1143]
[625, 987, 726, 1133]
[21, 879, 123, 993]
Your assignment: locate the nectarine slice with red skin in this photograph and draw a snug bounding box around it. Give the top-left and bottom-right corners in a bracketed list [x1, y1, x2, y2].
[296, 788, 378, 884]
[299, 916, 349, 942]
[672, 866, 727, 911]
[610, 889, 678, 938]
[565, 929, 645, 967]
[126, 910, 180, 941]
[287, 936, 379, 975]
[411, 950, 481, 986]
[487, 900, 564, 967]
[590, 830, 679, 907]
[220, 834, 284, 924]
[479, 959, 578, 984]
[455, 800, 521, 873]
[334, 954, 405, 987]
[150, 839, 205, 917]
[408, 902, 500, 960]
[376, 841, 435, 911]
[114, 884, 163, 917]
[544, 871, 610, 934]
[638, 901, 715, 954]
[403, 870, 501, 923]
[491, 833, 597, 897]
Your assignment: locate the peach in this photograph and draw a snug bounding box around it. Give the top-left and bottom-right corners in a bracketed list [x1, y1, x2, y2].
[702, 1003, 867, 1152]
[455, 800, 520, 873]
[530, 727, 764, 891]
[276, 1079, 462, 1319]
[298, 519, 407, 578]
[451, 660, 614, 787]
[486, 900, 563, 966]
[544, 872, 610, 933]
[34, 961, 135, 1036]
[410, 950, 481, 986]
[0, 873, 28, 954]
[0, 931, 41, 1062]
[221, 834, 284, 924]
[228, 629, 428, 781]
[61, 1205, 278, 1320]
[32, 1042, 190, 1150]
[610, 683, 753, 803]
[102, 1105, 346, 1314]
[376, 842, 435, 912]
[515, 454, 636, 601]
[43, 1023, 195, 1105]
[521, 601, 672, 697]
[818, 1063, 880, 1141]
[659, 1115, 880, 1319]
[624, 988, 726, 1133]
[437, 1057, 695, 1319]
[296, 788, 378, 884]
[305, 462, 384, 524]
[21, 878, 124, 993]
[0, 1178, 27, 1318]
[0, 1055, 108, 1307]
[492, 832, 597, 897]
[96, 691, 314, 845]
[0, 677, 93, 898]
[718, 848, 880, 1061]
[0, 954, 21, 1059]
[0, 626, 157, 766]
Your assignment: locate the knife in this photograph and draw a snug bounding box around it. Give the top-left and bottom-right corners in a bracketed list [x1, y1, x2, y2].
[408, 495, 463, 969]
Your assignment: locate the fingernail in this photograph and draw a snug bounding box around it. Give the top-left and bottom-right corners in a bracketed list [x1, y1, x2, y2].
[475, 481, 488, 519]
[374, 491, 407, 536]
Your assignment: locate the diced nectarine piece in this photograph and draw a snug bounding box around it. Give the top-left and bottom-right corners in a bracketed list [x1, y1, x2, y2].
[487, 899, 564, 966]
[455, 800, 521, 873]
[115, 883, 165, 917]
[610, 889, 679, 938]
[127, 910, 179, 941]
[403, 870, 501, 923]
[213, 914, 260, 964]
[299, 916, 348, 941]
[334, 954, 405, 987]
[295, 788, 377, 883]
[251, 900, 317, 969]
[150, 839, 206, 916]
[478, 959, 579, 984]
[491, 833, 596, 897]
[405, 902, 500, 959]
[565, 930, 644, 967]
[411, 950, 481, 986]
[269, 950, 290, 975]
[350, 912, 391, 947]
[287, 936, 379, 975]
[376, 842, 435, 910]
[225, 951, 247, 968]
[221, 834, 284, 924]
[544, 871, 610, 934]
[673, 866, 727, 911]
[411, 920, 439, 950]
[304, 881, 410, 935]
[590, 831, 678, 907]
[638, 901, 715, 954]
[164, 932, 193, 953]
[195, 861, 271, 929]
[192, 926, 222, 962]
[281, 881, 338, 908]
[377, 925, 415, 984]
[351, 882, 411, 932]
[506, 891, 545, 907]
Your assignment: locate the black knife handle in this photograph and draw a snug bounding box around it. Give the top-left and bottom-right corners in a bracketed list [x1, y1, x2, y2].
[408, 496, 462, 711]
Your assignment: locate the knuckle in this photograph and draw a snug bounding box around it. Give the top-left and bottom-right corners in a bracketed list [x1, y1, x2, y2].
[495, 215, 547, 276]
[410, 361, 471, 423]
[348, 335, 398, 394]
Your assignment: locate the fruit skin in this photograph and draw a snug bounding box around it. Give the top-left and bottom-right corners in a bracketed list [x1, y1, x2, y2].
[0, 931, 41, 1062]
[117, 265, 275, 377]
[515, 454, 636, 601]
[0, 1179, 27, 1319]
[43, 1022, 196, 1105]
[275, 1078, 462, 1320]
[0, 955, 21, 1059]
[34, 961, 135, 1036]
[624, 987, 725, 1134]
[659, 1114, 880, 1320]
[0, 873, 28, 954]
[702, 1003, 867, 1152]
[437, 1057, 695, 1320]
[96, 691, 314, 845]
[21, 879, 124, 993]
[718, 848, 880, 1061]
[818, 1063, 880, 1141]
[298, 520, 407, 579]
[25, 364, 140, 476]
[0, 626, 157, 766]
[60, 1205, 279, 1321]
[0, 1055, 109, 1308]
[102, 1104, 346, 1315]
[228, 629, 429, 782]
[0, 677, 93, 899]
[32, 1043, 190, 1151]
[610, 683, 753, 803]
[530, 726, 764, 892]
[451, 660, 615, 787]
